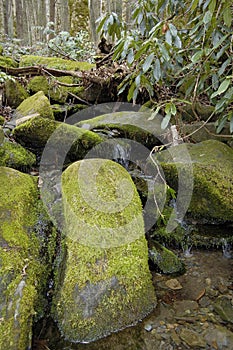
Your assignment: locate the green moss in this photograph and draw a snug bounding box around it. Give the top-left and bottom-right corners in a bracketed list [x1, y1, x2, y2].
[149, 241, 185, 275]
[16, 91, 54, 120]
[0, 116, 4, 125]
[155, 140, 233, 221]
[52, 159, 156, 343]
[20, 55, 94, 71]
[0, 55, 18, 68]
[76, 111, 163, 148]
[4, 79, 29, 108]
[13, 116, 103, 158]
[0, 167, 46, 350]
[0, 140, 36, 171]
[28, 76, 86, 104]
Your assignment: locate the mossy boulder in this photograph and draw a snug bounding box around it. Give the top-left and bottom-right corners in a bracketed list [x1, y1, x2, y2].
[4, 79, 29, 109]
[154, 140, 233, 223]
[0, 55, 18, 68]
[0, 139, 36, 171]
[15, 91, 54, 120]
[13, 116, 103, 161]
[19, 55, 94, 71]
[76, 111, 165, 149]
[0, 167, 47, 350]
[27, 76, 86, 104]
[52, 159, 156, 343]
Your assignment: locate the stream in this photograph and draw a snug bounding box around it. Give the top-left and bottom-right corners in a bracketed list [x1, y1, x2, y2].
[33, 139, 233, 350]
[33, 248, 233, 350]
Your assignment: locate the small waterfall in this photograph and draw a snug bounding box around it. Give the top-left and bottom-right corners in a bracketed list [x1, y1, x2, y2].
[170, 199, 194, 257]
[113, 143, 131, 170]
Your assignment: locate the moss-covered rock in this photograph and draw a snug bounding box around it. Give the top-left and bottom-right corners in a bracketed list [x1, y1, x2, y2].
[27, 75, 86, 104]
[76, 111, 165, 148]
[154, 140, 233, 222]
[0, 167, 46, 350]
[149, 241, 185, 275]
[52, 159, 156, 343]
[15, 91, 54, 120]
[4, 79, 29, 109]
[19, 55, 94, 71]
[0, 139, 36, 171]
[0, 55, 18, 68]
[13, 116, 103, 161]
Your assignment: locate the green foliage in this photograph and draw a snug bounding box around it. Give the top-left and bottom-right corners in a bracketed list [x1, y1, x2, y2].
[98, 0, 233, 133]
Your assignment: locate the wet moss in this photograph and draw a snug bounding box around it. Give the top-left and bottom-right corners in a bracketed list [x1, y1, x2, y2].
[52, 159, 156, 343]
[16, 91, 54, 120]
[0, 167, 47, 350]
[20, 55, 94, 71]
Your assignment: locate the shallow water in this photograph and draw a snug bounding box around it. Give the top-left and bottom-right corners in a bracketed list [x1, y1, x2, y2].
[33, 248, 233, 350]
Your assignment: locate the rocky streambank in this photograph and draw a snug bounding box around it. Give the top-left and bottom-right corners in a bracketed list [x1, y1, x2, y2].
[0, 54, 233, 350]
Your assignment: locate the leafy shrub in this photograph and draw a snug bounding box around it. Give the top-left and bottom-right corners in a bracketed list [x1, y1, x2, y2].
[98, 0, 233, 132]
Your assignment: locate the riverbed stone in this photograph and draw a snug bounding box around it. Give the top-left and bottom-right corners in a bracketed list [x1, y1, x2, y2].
[214, 295, 233, 323]
[52, 159, 156, 343]
[0, 167, 47, 350]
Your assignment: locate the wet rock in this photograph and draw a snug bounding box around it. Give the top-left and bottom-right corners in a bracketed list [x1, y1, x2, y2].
[204, 324, 233, 349]
[165, 278, 183, 290]
[76, 110, 166, 149]
[180, 328, 206, 348]
[214, 295, 233, 323]
[52, 159, 156, 343]
[149, 241, 185, 275]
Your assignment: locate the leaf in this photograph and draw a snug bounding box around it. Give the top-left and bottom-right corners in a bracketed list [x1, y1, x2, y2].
[127, 81, 136, 102]
[135, 73, 141, 87]
[211, 78, 231, 98]
[153, 59, 161, 81]
[142, 53, 154, 73]
[223, 6, 232, 27]
[230, 114, 233, 134]
[203, 10, 212, 25]
[148, 105, 161, 120]
[165, 30, 172, 45]
[169, 23, 178, 37]
[161, 113, 171, 130]
[191, 50, 203, 63]
[208, 0, 216, 15]
[127, 48, 134, 65]
[216, 115, 228, 133]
